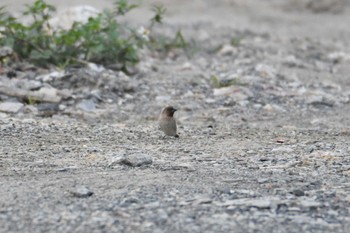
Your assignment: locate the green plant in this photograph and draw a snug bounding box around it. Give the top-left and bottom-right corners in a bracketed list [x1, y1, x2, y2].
[210, 75, 245, 88]
[0, 0, 176, 70]
[230, 36, 242, 47]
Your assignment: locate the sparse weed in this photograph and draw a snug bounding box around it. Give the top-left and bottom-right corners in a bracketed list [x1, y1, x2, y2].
[0, 0, 190, 70]
[210, 75, 245, 88]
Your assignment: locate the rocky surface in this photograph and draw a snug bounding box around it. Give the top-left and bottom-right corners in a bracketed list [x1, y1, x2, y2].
[1, 0, 350, 232]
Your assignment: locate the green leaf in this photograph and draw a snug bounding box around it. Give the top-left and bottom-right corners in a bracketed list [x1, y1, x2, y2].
[151, 5, 166, 25]
[114, 0, 138, 15]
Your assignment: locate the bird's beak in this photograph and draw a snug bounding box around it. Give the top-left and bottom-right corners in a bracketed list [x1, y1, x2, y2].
[173, 108, 177, 112]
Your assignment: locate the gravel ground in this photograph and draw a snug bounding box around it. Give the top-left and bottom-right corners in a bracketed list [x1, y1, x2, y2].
[1, 0, 350, 232]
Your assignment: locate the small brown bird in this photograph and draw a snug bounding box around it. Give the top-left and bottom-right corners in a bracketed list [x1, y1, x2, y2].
[159, 106, 179, 138]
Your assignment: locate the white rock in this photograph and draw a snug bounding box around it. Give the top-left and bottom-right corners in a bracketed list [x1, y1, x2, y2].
[70, 185, 93, 198]
[0, 102, 23, 113]
[155, 95, 171, 102]
[299, 198, 321, 208]
[34, 87, 61, 103]
[263, 104, 286, 112]
[263, 104, 274, 112]
[23, 105, 38, 114]
[271, 146, 294, 153]
[255, 64, 277, 79]
[216, 198, 277, 209]
[59, 104, 67, 111]
[36, 71, 66, 82]
[218, 44, 237, 56]
[0, 112, 8, 118]
[16, 79, 42, 90]
[48, 6, 100, 31]
[77, 99, 96, 112]
[283, 55, 306, 68]
[327, 51, 350, 63]
[87, 63, 105, 73]
[57, 89, 73, 99]
[180, 62, 193, 70]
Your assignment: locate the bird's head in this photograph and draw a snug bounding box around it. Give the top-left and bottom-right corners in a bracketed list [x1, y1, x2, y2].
[161, 106, 177, 117]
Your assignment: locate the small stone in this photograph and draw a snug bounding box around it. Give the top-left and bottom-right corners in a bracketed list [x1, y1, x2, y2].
[307, 0, 345, 13]
[263, 104, 274, 112]
[17, 79, 42, 90]
[0, 102, 23, 113]
[345, 195, 350, 203]
[216, 198, 274, 209]
[48, 6, 100, 31]
[34, 87, 61, 103]
[305, 95, 323, 104]
[155, 95, 171, 102]
[171, 163, 196, 171]
[180, 62, 193, 70]
[0, 46, 13, 57]
[255, 64, 276, 79]
[262, 104, 285, 113]
[259, 157, 269, 162]
[36, 71, 66, 82]
[218, 44, 237, 56]
[57, 89, 73, 99]
[213, 87, 249, 101]
[271, 147, 294, 153]
[194, 197, 212, 205]
[305, 92, 337, 107]
[119, 153, 153, 167]
[77, 99, 96, 112]
[291, 189, 305, 197]
[36, 103, 60, 116]
[257, 178, 269, 183]
[58, 104, 67, 111]
[70, 186, 93, 198]
[246, 199, 273, 209]
[23, 105, 39, 114]
[87, 63, 105, 73]
[283, 55, 306, 68]
[253, 103, 262, 109]
[299, 198, 321, 208]
[327, 51, 350, 63]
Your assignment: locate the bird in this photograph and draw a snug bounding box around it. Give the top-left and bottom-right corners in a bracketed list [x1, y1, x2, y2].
[159, 106, 179, 138]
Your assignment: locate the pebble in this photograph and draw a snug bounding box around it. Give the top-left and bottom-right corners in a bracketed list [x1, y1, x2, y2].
[119, 153, 153, 167]
[291, 189, 305, 197]
[77, 99, 96, 112]
[171, 163, 196, 172]
[35, 87, 62, 103]
[217, 44, 237, 56]
[16, 79, 42, 90]
[216, 198, 275, 209]
[0, 102, 23, 113]
[194, 197, 212, 205]
[70, 186, 93, 198]
[48, 6, 100, 30]
[271, 147, 294, 153]
[298, 198, 321, 208]
[307, 0, 345, 13]
[36, 71, 66, 83]
[255, 64, 276, 79]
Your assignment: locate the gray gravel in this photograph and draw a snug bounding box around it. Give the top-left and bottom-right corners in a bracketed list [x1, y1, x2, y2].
[1, 0, 350, 232]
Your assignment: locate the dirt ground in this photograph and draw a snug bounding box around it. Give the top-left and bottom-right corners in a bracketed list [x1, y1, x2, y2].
[1, 0, 350, 232]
